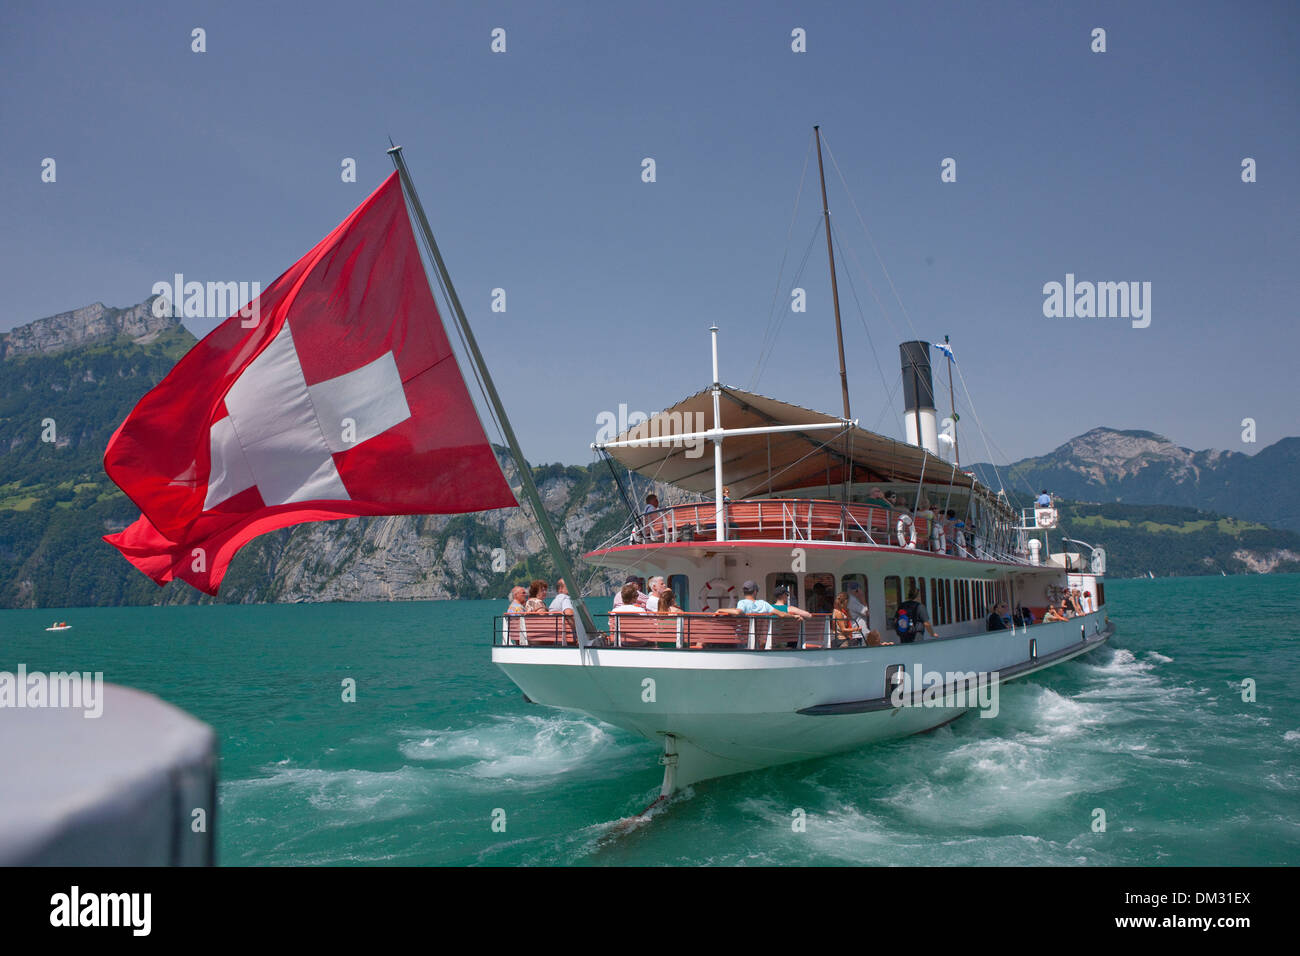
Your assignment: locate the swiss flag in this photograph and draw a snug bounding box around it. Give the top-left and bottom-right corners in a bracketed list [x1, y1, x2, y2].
[104, 172, 517, 594]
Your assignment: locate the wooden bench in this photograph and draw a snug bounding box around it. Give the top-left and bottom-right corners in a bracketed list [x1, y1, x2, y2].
[501, 614, 577, 647]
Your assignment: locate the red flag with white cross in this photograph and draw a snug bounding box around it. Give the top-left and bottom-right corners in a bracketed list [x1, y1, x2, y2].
[103, 172, 516, 594]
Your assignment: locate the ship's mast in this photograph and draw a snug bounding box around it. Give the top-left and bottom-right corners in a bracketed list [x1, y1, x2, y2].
[388, 146, 598, 640]
[814, 126, 851, 422]
[944, 334, 960, 467]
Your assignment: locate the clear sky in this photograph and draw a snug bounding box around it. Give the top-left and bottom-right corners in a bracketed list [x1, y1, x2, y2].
[2, 0, 1296, 469]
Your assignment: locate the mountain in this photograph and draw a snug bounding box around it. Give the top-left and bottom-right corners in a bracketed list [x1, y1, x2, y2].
[970, 428, 1300, 534]
[1, 296, 1297, 608]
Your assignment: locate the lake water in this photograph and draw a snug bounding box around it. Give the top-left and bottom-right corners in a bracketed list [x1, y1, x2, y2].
[2, 575, 1297, 865]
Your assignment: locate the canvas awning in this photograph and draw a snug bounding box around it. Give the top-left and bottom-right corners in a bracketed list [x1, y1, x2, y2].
[598, 385, 994, 503]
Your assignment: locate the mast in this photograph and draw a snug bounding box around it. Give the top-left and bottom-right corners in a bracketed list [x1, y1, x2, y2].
[944, 335, 959, 466]
[710, 326, 725, 542]
[388, 146, 598, 640]
[814, 126, 851, 421]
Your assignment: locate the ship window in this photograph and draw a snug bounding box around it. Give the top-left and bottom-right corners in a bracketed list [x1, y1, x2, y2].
[668, 574, 690, 611]
[963, 581, 971, 620]
[931, 578, 940, 624]
[767, 572, 797, 607]
[945, 580, 953, 625]
[884, 575, 901, 622]
[805, 573, 835, 614]
[1096, 582, 1105, 608]
[934, 579, 946, 625]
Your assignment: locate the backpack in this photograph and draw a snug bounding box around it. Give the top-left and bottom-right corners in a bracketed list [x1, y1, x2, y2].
[894, 600, 921, 638]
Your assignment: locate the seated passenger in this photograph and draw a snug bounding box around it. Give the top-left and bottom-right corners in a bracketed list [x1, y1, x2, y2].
[1037, 490, 1052, 508]
[611, 583, 647, 614]
[549, 578, 575, 616]
[657, 588, 685, 614]
[771, 585, 812, 619]
[645, 575, 666, 612]
[986, 602, 1010, 631]
[864, 487, 891, 508]
[832, 592, 889, 647]
[1042, 604, 1067, 623]
[714, 580, 784, 616]
[505, 585, 527, 615]
[528, 579, 548, 604]
[612, 575, 648, 608]
[523, 597, 549, 614]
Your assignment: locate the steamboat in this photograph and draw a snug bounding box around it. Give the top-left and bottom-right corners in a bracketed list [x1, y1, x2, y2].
[483, 130, 1114, 795]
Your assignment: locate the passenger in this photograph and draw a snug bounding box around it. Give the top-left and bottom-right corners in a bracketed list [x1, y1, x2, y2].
[1071, 589, 1086, 615]
[612, 575, 648, 608]
[528, 579, 548, 603]
[645, 575, 666, 612]
[986, 602, 1010, 631]
[610, 583, 647, 614]
[523, 597, 549, 614]
[943, 509, 958, 554]
[505, 585, 527, 615]
[864, 487, 891, 508]
[808, 581, 833, 614]
[845, 580, 871, 636]
[771, 585, 812, 619]
[657, 588, 685, 614]
[1043, 603, 1067, 623]
[1036, 489, 1052, 508]
[642, 493, 661, 539]
[832, 592, 890, 647]
[714, 580, 784, 616]
[549, 578, 575, 616]
[1081, 590, 1093, 613]
[893, 586, 937, 643]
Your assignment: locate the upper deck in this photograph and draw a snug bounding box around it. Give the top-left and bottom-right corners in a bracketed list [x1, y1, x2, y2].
[588, 496, 1034, 567]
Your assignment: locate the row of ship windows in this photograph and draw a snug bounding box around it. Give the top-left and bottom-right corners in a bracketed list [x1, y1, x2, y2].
[666, 572, 1010, 626]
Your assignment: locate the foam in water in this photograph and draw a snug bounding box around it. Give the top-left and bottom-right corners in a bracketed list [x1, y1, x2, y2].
[396, 714, 637, 781]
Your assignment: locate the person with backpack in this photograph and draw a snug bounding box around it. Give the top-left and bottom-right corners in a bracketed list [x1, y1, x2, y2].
[893, 586, 937, 644]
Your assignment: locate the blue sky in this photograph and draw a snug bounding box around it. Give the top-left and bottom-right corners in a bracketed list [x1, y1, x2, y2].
[2, 0, 1296, 469]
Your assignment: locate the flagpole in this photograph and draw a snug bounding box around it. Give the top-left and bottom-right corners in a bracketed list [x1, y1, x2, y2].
[387, 146, 599, 642]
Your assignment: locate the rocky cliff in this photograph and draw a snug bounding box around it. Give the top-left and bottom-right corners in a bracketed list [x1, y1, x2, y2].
[1, 297, 179, 360]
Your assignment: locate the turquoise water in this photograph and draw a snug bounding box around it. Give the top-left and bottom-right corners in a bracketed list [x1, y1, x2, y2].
[2, 576, 1297, 865]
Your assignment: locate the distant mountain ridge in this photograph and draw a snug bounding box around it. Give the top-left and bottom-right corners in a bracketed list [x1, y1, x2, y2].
[970, 427, 1300, 534]
[1, 295, 1297, 607]
[2, 297, 179, 360]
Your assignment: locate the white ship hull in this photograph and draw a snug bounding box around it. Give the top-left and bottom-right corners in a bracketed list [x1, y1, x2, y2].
[495, 610, 1112, 788]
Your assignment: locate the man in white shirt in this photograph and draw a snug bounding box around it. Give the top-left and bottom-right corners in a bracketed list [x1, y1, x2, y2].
[549, 578, 574, 616]
[645, 576, 665, 612]
[846, 580, 870, 636]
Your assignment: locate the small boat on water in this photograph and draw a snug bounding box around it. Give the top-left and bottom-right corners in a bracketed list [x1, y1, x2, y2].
[45, 622, 72, 632]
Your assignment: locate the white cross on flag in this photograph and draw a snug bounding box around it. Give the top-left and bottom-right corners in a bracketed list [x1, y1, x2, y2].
[104, 173, 516, 594]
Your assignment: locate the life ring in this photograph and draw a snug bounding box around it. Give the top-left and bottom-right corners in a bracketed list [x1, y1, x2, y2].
[699, 577, 736, 612]
[896, 513, 917, 549]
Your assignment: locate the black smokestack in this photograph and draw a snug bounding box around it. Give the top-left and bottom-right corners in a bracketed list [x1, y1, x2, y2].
[899, 341, 935, 413]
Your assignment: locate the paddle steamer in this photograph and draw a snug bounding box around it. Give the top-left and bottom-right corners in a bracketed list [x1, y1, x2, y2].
[486, 129, 1113, 795]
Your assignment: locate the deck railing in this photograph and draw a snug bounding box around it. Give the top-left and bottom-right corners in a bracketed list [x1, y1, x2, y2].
[494, 610, 1078, 651]
[496, 612, 851, 650]
[594, 498, 1030, 564]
